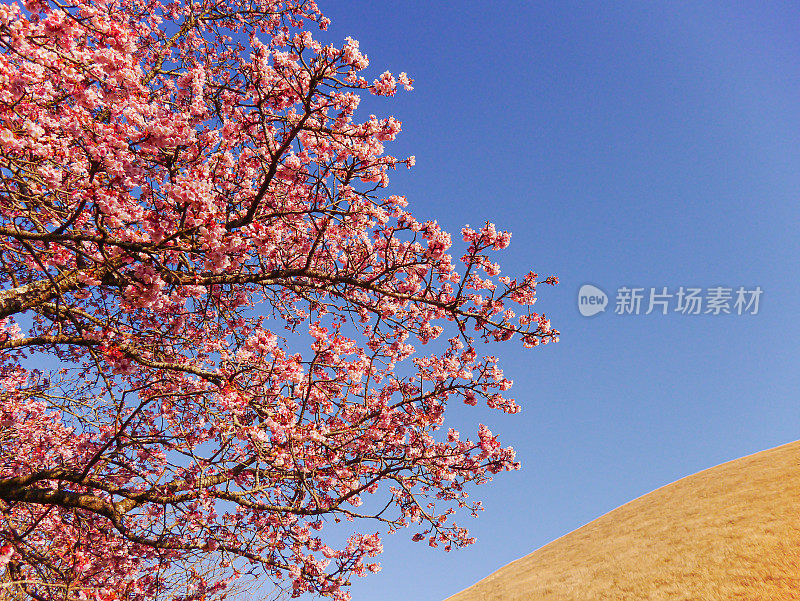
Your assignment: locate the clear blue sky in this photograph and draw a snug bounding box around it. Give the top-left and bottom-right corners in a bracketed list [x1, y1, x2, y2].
[301, 2, 800, 599]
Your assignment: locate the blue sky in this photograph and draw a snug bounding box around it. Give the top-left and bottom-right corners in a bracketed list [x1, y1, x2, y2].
[301, 2, 800, 600]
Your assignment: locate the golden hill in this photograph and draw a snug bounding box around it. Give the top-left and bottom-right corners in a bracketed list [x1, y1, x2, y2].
[444, 440, 800, 601]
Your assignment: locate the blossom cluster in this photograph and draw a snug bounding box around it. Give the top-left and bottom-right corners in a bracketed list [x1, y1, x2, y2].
[0, 1, 558, 600]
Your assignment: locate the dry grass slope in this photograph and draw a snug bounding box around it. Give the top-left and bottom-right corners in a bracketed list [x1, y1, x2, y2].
[445, 440, 800, 601]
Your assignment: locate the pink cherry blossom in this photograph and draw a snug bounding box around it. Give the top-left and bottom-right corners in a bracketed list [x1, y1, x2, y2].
[0, 1, 558, 600]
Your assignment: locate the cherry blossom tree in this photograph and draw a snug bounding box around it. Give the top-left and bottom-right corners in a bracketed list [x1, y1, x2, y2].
[0, 0, 559, 599]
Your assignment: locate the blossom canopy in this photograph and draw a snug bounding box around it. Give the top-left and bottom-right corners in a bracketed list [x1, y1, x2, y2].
[0, 0, 558, 599]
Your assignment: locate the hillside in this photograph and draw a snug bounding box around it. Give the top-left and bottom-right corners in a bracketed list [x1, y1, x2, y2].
[444, 440, 800, 601]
